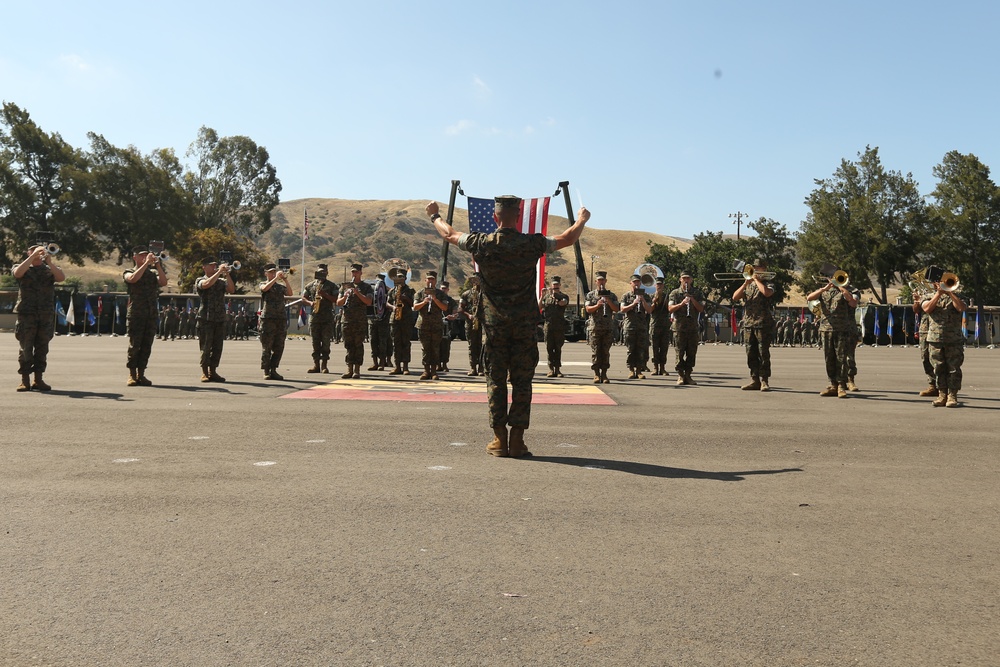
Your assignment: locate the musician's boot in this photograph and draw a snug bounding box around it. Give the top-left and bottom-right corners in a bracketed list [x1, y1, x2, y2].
[419, 365, 432, 380]
[17, 374, 31, 392]
[487, 426, 509, 457]
[946, 390, 959, 408]
[341, 364, 353, 379]
[128, 368, 140, 387]
[270, 367, 284, 381]
[677, 374, 685, 386]
[390, 363, 403, 375]
[32, 372, 51, 391]
[442, 363, 449, 372]
[137, 368, 152, 386]
[651, 364, 662, 376]
[741, 377, 761, 391]
[685, 373, 697, 385]
[846, 376, 859, 392]
[760, 378, 770, 392]
[367, 359, 380, 371]
[918, 383, 937, 397]
[320, 360, 329, 374]
[508, 427, 531, 458]
[555, 366, 564, 378]
[201, 366, 212, 382]
[352, 365, 361, 379]
[209, 368, 226, 383]
[933, 389, 948, 407]
[628, 368, 638, 380]
[637, 367, 646, 380]
[819, 384, 838, 397]
[837, 383, 848, 398]
[601, 370, 610, 384]
[402, 363, 411, 375]
[546, 365, 556, 378]
[593, 369, 602, 384]
[307, 361, 320, 373]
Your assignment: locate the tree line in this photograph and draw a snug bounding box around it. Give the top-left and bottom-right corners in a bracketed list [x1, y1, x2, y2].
[646, 146, 1000, 313]
[0, 103, 281, 292]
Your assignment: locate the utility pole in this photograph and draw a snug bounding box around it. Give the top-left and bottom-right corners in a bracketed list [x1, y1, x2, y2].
[590, 255, 599, 288]
[729, 211, 750, 241]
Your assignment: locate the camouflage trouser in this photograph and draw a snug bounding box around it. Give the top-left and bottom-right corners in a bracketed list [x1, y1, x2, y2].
[484, 321, 538, 429]
[589, 327, 613, 372]
[846, 330, 859, 377]
[544, 323, 565, 368]
[650, 325, 671, 365]
[342, 321, 366, 365]
[259, 319, 287, 370]
[197, 320, 226, 369]
[15, 312, 54, 375]
[309, 319, 334, 362]
[624, 327, 649, 369]
[466, 322, 483, 370]
[419, 327, 442, 368]
[126, 316, 157, 370]
[369, 318, 391, 363]
[929, 342, 963, 391]
[439, 331, 452, 364]
[391, 320, 413, 363]
[919, 336, 935, 385]
[745, 327, 772, 380]
[673, 329, 699, 376]
[821, 331, 850, 385]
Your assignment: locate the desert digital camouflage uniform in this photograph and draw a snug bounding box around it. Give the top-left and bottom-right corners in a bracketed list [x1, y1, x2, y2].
[458, 229, 553, 430]
[621, 289, 650, 373]
[648, 288, 671, 370]
[14, 264, 56, 376]
[845, 288, 861, 381]
[414, 285, 446, 371]
[586, 287, 619, 376]
[438, 290, 458, 369]
[926, 294, 965, 392]
[123, 265, 161, 372]
[739, 281, 775, 381]
[817, 287, 854, 386]
[195, 276, 228, 370]
[388, 283, 415, 365]
[341, 281, 374, 367]
[669, 285, 704, 378]
[304, 277, 338, 366]
[540, 288, 569, 371]
[259, 280, 289, 374]
[460, 284, 484, 374]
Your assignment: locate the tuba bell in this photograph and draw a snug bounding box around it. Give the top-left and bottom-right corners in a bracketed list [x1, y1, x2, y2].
[635, 263, 662, 289]
[381, 258, 410, 285]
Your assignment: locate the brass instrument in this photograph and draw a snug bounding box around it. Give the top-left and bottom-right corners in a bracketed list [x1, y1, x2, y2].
[714, 260, 775, 281]
[148, 240, 168, 261]
[807, 299, 822, 319]
[44, 243, 60, 256]
[940, 271, 961, 293]
[219, 251, 240, 274]
[635, 263, 662, 289]
[813, 269, 849, 288]
[381, 258, 410, 320]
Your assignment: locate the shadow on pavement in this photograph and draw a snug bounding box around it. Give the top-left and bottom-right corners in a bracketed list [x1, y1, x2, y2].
[529, 456, 803, 481]
[45, 390, 131, 401]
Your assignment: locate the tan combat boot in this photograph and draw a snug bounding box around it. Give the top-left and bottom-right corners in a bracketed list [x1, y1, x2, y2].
[546, 366, 556, 378]
[201, 366, 212, 382]
[741, 378, 761, 391]
[137, 369, 152, 386]
[918, 384, 937, 397]
[760, 378, 770, 392]
[32, 372, 51, 391]
[128, 368, 140, 387]
[419, 365, 432, 380]
[932, 390, 948, 407]
[946, 391, 959, 408]
[320, 360, 329, 374]
[508, 427, 531, 458]
[819, 385, 838, 397]
[846, 376, 859, 391]
[17, 374, 31, 392]
[487, 426, 508, 457]
[307, 361, 321, 374]
[209, 368, 226, 383]
[555, 367, 564, 378]
[628, 368, 638, 379]
[837, 384, 848, 398]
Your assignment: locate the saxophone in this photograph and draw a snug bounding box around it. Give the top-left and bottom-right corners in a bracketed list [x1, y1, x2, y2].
[393, 285, 404, 321]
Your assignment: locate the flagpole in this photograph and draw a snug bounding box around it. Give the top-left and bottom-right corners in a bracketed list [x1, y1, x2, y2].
[301, 208, 307, 295]
[556, 181, 589, 300]
[439, 180, 461, 282]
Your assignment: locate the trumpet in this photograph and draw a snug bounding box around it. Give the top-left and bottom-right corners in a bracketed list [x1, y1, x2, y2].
[44, 243, 60, 256]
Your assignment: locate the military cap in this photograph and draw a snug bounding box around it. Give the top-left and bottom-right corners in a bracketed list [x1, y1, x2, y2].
[350, 262, 363, 271]
[630, 274, 642, 281]
[680, 270, 692, 278]
[441, 281, 450, 287]
[201, 257, 218, 265]
[263, 263, 277, 271]
[426, 270, 438, 279]
[550, 276, 561, 285]
[132, 245, 148, 255]
[494, 195, 522, 211]
[595, 270, 608, 279]
[655, 277, 665, 284]
[752, 257, 766, 267]
[317, 263, 328, 270]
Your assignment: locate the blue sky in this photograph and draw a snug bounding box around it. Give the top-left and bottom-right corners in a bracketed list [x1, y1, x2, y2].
[2, 1, 997, 239]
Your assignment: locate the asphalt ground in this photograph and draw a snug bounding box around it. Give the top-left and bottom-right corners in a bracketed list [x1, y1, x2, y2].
[2, 333, 999, 667]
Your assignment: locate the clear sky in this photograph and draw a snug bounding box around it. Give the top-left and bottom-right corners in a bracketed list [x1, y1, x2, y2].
[2, 1, 997, 239]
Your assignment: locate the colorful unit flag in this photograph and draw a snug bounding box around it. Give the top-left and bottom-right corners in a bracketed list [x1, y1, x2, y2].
[730, 307, 738, 335]
[66, 298, 76, 326]
[304, 210, 310, 240]
[298, 305, 307, 329]
[873, 307, 880, 341]
[55, 300, 67, 326]
[84, 299, 96, 326]
[887, 308, 894, 338]
[962, 311, 968, 338]
[467, 196, 550, 302]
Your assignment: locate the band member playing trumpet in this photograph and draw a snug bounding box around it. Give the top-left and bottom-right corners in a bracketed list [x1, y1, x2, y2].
[806, 271, 858, 397]
[668, 271, 705, 385]
[301, 264, 338, 373]
[459, 273, 484, 376]
[13, 243, 65, 391]
[336, 262, 374, 379]
[413, 270, 447, 380]
[123, 245, 168, 386]
[259, 263, 292, 380]
[196, 257, 236, 382]
[922, 275, 966, 407]
[732, 258, 774, 391]
[622, 273, 652, 379]
[585, 270, 619, 384]
[540, 276, 570, 377]
[386, 269, 415, 375]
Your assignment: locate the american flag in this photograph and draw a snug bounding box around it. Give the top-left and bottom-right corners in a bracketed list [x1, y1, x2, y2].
[467, 196, 550, 300]
[304, 210, 309, 240]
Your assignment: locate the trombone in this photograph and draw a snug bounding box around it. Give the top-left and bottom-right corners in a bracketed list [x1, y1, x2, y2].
[813, 269, 850, 288]
[715, 260, 775, 281]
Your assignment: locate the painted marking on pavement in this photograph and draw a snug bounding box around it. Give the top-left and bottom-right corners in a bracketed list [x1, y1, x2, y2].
[281, 378, 616, 405]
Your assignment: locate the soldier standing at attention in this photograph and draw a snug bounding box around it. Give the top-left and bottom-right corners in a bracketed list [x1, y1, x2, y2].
[367, 274, 392, 371]
[123, 246, 167, 386]
[540, 276, 570, 378]
[336, 262, 374, 379]
[922, 277, 966, 407]
[585, 271, 619, 384]
[733, 259, 775, 391]
[621, 273, 652, 379]
[668, 271, 705, 385]
[459, 274, 484, 376]
[413, 271, 447, 380]
[302, 265, 338, 373]
[648, 277, 671, 376]
[259, 263, 291, 380]
[806, 275, 858, 398]
[195, 257, 236, 382]
[438, 280, 458, 373]
[428, 196, 590, 458]
[13, 244, 65, 391]
[386, 269, 415, 375]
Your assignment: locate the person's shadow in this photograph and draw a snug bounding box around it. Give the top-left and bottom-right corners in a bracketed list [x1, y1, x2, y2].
[529, 456, 802, 481]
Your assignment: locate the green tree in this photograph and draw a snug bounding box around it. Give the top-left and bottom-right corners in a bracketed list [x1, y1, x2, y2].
[0, 102, 99, 266]
[171, 228, 270, 293]
[184, 127, 282, 238]
[926, 150, 1000, 309]
[797, 146, 926, 303]
[743, 217, 796, 304]
[676, 231, 756, 305]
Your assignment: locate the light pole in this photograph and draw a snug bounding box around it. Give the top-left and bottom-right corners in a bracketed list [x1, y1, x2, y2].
[729, 211, 750, 241]
[590, 255, 599, 288]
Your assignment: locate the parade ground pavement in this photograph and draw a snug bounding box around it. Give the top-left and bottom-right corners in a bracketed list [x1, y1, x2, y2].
[2, 333, 999, 666]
